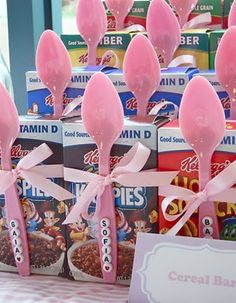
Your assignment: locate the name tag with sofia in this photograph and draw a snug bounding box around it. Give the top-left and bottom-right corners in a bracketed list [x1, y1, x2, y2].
[129, 233, 236, 303]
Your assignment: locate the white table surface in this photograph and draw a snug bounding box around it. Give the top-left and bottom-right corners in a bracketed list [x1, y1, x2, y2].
[0, 272, 129, 303]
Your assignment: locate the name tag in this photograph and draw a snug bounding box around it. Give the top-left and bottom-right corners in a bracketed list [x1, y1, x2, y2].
[129, 233, 236, 303]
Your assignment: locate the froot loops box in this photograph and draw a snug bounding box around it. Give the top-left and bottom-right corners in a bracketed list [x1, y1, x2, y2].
[158, 120, 236, 240]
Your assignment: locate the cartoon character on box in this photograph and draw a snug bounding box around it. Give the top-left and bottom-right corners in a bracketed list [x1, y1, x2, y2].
[130, 211, 152, 244]
[41, 210, 66, 251]
[21, 198, 42, 232]
[57, 201, 68, 215]
[115, 209, 132, 241]
[220, 218, 236, 241]
[68, 214, 91, 242]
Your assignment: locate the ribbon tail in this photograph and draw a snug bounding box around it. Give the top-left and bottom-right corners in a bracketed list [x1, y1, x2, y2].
[63, 182, 101, 224]
[22, 171, 74, 201]
[167, 198, 202, 236]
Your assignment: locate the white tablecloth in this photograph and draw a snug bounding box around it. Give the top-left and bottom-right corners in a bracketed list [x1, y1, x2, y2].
[0, 272, 129, 303]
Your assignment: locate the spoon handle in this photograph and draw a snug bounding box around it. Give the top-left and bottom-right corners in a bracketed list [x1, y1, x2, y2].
[98, 150, 117, 283]
[53, 92, 64, 119]
[87, 45, 97, 66]
[98, 186, 117, 283]
[229, 94, 236, 120]
[5, 185, 30, 276]
[2, 150, 30, 276]
[199, 156, 219, 239]
[115, 16, 125, 31]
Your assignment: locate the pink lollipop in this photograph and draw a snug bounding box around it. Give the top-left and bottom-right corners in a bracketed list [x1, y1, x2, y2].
[228, 0, 236, 27]
[169, 0, 198, 28]
[105, 0, 134, 30]
[146, 0, 181, 67]
[76, 0, 107, 66]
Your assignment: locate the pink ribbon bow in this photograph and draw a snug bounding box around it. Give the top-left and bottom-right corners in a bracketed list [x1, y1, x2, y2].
[0, 143, 74, 201]
[160, 161, 236, 236]
[64, 142, 178, 224]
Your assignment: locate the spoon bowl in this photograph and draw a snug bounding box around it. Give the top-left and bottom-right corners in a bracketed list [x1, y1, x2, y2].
[105, 0, 134, 30]
[215, 27, 236, 119]
[36, 30, 72, 119]
[228, 0, 236, 27]
[179, 76, 225, 239]
[82, 72, 124, 283]
[0, 83, 30, 276]
[123, 34, 161, 118]
[76, 0, 107, 66]
[146, 0, 181, 67]
[0, 84, 19, 147]
[82, 73, 124, 148]
[169, 0, 198, 28]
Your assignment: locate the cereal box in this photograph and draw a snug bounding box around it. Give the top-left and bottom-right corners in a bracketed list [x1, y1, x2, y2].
[173, 30, 210, 70]
[0, 116, 67, 276]
[190, 0, 223, 29]
[209, 30, 225, 69]
[193, 70, 230, 117]
[61, 33, 134, 69]
[223, 0, 234, 29]
[62, 117, 166, 284]
[26, 67, 198, 117]
[104, 0, 150, 31]
[158, 120, 236, 240]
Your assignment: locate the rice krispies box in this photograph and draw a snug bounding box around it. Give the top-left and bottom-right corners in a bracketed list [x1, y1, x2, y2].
[26, 67, 197, 117]
[104, 0, 150, 31]
[193, 71, 230, 118]
[62, 117, 165, 284]
[158, 120, 236, 240]
[0, 116, 67, 276]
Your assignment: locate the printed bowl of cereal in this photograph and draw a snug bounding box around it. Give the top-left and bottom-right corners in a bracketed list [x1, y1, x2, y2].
[0, 230, 65, 275]
[68, 240, 135, 284]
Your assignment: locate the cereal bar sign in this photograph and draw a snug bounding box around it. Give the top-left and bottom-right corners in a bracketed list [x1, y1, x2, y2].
[129, 234, 236, 303]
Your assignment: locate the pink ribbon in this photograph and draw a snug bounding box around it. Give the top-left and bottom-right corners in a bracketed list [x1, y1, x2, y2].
[64, 142, 178, 224]
[160, 161, 236, 236]
[0, 143, 74, 201]
[182, 12, 212, 30]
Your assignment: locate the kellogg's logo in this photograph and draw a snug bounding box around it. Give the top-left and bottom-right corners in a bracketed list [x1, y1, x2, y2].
[107, 18, 116, 29]
[78, 53, 112, 65]
[8, 144, 31, 159]
[221, 96, 230, 110]
[45, 93, 74, 107]
[126, 98, 164, 111]
[84, 149, 123, 169]
[181, 155, 231, 177]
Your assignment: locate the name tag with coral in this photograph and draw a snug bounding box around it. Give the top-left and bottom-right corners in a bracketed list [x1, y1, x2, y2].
[129, 234, 236, 303]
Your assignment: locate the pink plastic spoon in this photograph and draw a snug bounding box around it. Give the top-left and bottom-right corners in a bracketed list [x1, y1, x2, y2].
[215, 27, 236, 120]
[146, 0, 181, 67]
[105, 0, 134, 30]
[36, 30, 72, 119]
[123, 34, 161, 118]
[0, 83, 30, 275]
[82, 73, 124, 283]
[76, 0, 107, 66]
[179, 76, 225, 239]
[228, 0, 236, 27]
[169, 0, 198, 28]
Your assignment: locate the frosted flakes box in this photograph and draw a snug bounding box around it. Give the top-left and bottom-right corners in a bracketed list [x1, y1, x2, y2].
[0, 116, 67, 276]
[26, 67, 198, 117]
[158, 120, 236, 240]
[62, 117, 167, 284]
